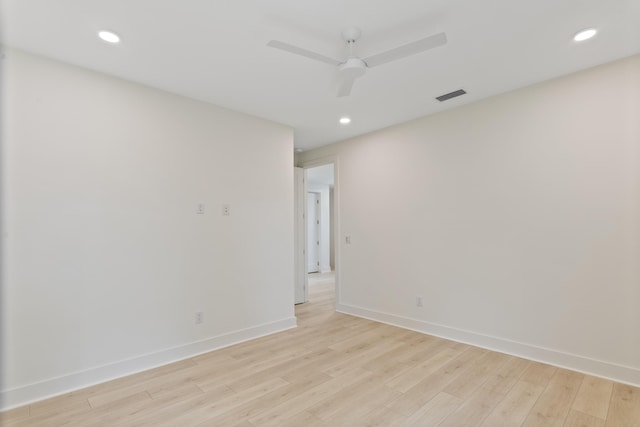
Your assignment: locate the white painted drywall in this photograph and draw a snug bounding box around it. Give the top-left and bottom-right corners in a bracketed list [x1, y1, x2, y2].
[1, 49, 295, 408]
[298, 55, 640, 385]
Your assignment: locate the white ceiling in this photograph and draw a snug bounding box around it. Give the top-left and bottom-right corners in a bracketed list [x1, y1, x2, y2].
[2, 0, 639, 151]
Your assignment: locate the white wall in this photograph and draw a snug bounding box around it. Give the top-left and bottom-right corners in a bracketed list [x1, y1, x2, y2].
[298, 54, 640, 386]
[1, 50, 295, 408]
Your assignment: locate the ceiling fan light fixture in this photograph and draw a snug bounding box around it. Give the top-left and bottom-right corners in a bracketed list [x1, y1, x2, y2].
[98, 30, 121, 44]
[339, 117, 351, 125]
[339, 58, 367, 79]
[573, 28, 597, 42]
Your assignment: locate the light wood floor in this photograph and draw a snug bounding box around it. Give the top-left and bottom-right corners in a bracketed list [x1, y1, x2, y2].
[2, 272, 639, 426]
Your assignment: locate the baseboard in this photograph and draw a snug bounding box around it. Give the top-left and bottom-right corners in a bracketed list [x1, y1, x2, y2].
[336, 303, 640, 387]
[0, 316, 297, 411]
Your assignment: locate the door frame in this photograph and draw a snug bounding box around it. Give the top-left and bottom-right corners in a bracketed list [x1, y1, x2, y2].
[299, 155, 340, 308]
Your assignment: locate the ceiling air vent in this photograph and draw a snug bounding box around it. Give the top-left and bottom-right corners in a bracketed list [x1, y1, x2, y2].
[436, 89, 467, 102]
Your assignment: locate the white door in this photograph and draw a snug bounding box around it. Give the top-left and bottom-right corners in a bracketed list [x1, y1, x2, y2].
[294, 168, 307, 304]
[307, 192, 320, 273]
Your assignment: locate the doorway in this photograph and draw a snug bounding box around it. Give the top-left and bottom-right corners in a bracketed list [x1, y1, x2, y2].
[295, 160, 337, 306]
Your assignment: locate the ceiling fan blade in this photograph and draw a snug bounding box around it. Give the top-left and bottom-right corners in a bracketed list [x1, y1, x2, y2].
[363, 32, 447, 68]
[337, 75, 356, 97]
[267, 40, 341, 67]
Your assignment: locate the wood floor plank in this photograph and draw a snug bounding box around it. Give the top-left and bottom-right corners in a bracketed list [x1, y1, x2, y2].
[189, 372, 332, 426]
[438, 390, 503, 427]
[443, 350, 510, 399]
[86, 359, 200, 408]
[322, 339, 406, 379]
[356, 405, 409, 427]
[94, 380, 213, 426]
[271, 410, 328, 427]
[605, 383, 640, 427]
[403, 392, 463, 426]
[278, 348, 348, 383]
[479, 379, 546, 426]
[146, 380, 208, 401]
[522, 369, 584, 427]
[572, 375, 614, 420]
[247, 368, 372, 426]
[197, 347, 312, 392]
[327, 323, 401, 352]
[394, 336, 455, 366]
[323, 384, 401, 424]
[121, 377, 291, 427]
[307, 372, 390, 420]
[385, 342, 468, 393]
[438, 358, 529, 427]
[481, 356, 532, 396]
[565, 409, 606, 427]
[363, 340, 433, 373]
[443, 356, 531, 427]
[7, 400, 93, 427]
[70, 390, 153, 426]
[29, 393, 91, 417]
[386, 346, 487, 416]
[0, 406, 30, 425]
[520, 361, 558, 387]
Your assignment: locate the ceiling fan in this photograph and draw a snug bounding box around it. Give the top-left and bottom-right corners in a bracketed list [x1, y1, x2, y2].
[267, 28, 447, 97]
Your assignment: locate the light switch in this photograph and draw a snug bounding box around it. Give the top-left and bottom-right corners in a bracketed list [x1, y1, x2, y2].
[196, 203, 205, 214]
[345, 236, 352, 244]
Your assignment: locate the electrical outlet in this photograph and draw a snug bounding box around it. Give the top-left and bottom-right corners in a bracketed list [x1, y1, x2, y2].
[416, 296, 423, 307]
[222, 204, 231, 216]
[195, 311, 203, 324]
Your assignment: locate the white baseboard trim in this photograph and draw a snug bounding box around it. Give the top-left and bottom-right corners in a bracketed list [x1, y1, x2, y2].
[0, 316, 297, 411]
[336, 303, 640, 388]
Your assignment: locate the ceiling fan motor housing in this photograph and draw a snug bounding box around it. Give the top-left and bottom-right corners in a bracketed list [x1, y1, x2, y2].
[339, 57, 367, 79]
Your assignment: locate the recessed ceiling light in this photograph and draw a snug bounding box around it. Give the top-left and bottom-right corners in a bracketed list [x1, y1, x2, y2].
[339, 117, 351, 125]
[98, 30, 121, 44]
[573, 28, 597, 42]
